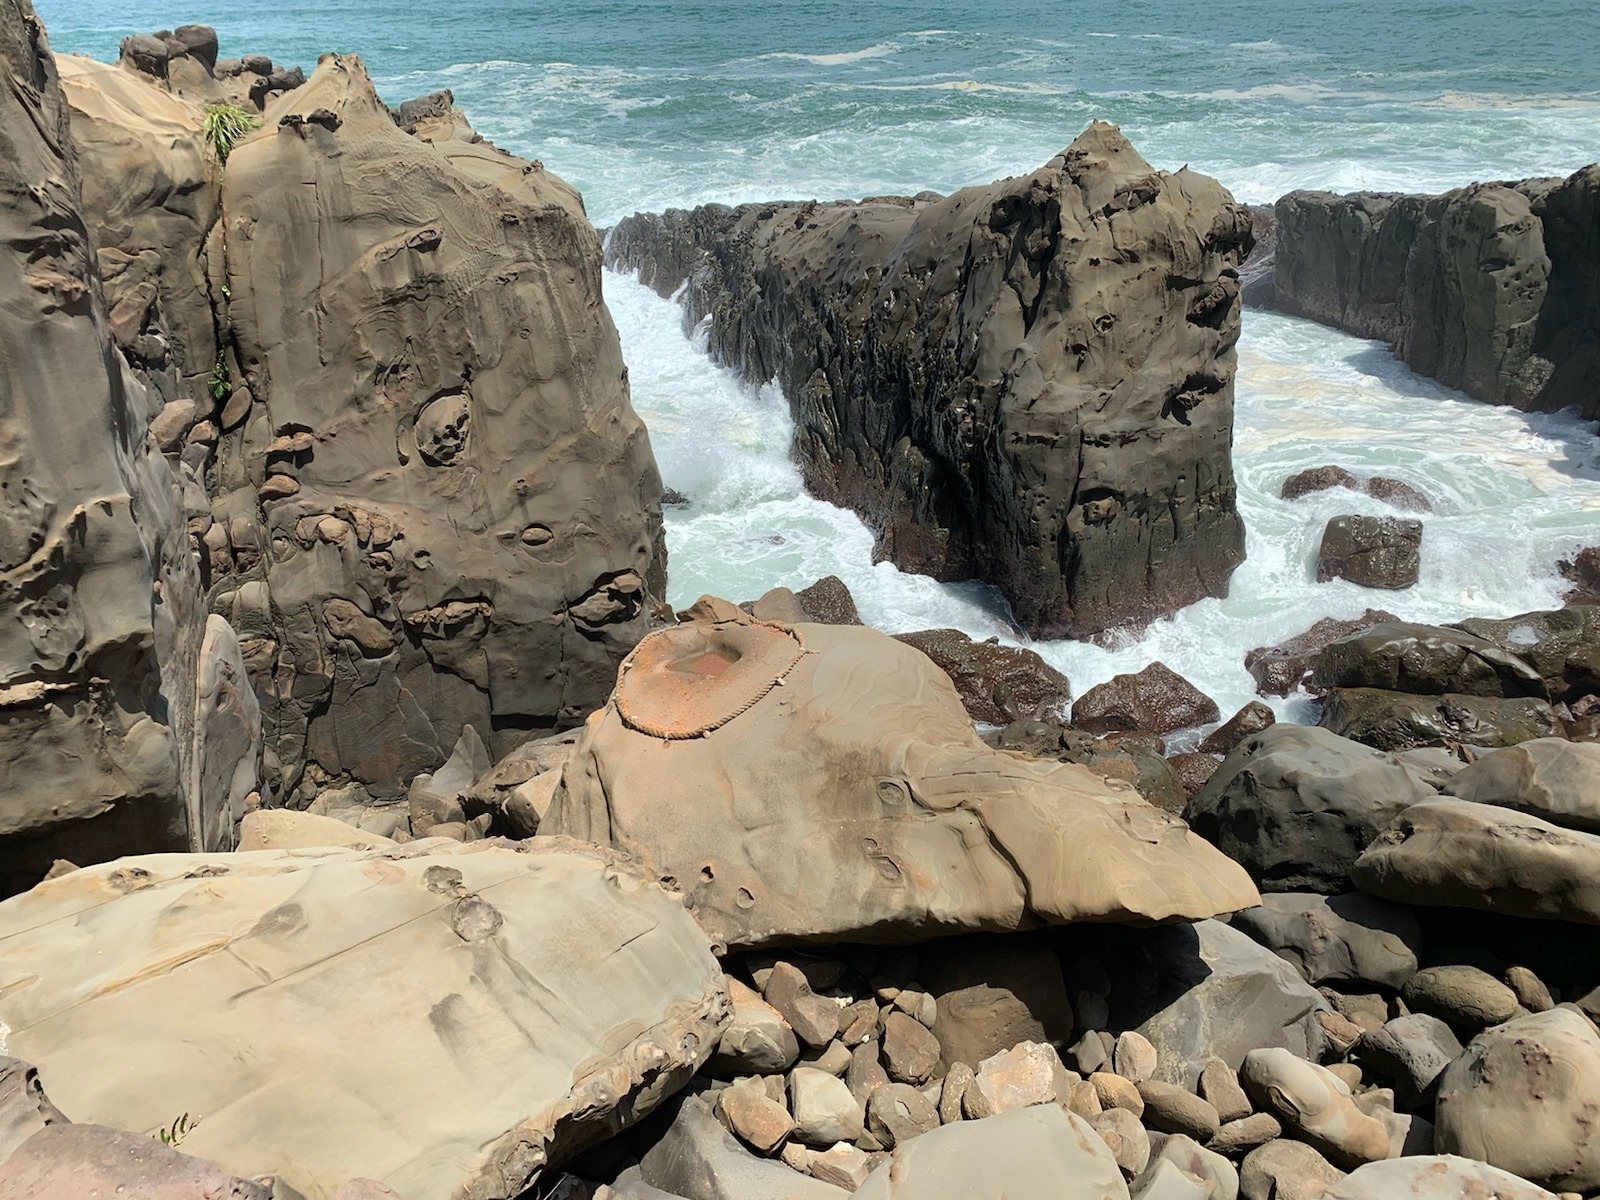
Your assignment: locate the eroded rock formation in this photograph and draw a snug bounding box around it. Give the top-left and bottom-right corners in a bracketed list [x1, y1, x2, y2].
[545, 600, 1258, 947]
[1257, 167, 1600, 419]
[0, 0, 259, 892]
[607, 123, 1252, 637]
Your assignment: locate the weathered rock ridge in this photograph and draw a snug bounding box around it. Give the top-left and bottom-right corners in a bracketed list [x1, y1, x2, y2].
[38, 38, 669, 812]
[1255, 166, 1600, 418]
[0, 0, 260, 893]
[607, 123, 1252, 637]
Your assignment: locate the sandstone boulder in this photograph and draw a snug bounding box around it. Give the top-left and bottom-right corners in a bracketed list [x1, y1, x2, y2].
[0, 1123, 271, 1200]
[855, 1104, 1130, 1200]
[1353, 797, 1600, 925]
[0, 839, 727, 1199]
[607, 122, 1253, 638]
[1323, 1156, 1558, 1200]
[1073, 663, 1221, 736]
[212, 54, 666, 798]
[1313, 622, 1544, 699]
[0, 0, 259, 891]
[1441, 737, 1600, 830]
[637, 1096, 848, 1200]
[1355, 1015, 1462, 1108]
[1316, 516, 1421, 590]
[1239, 1050, 1390, 1169]
[545, 606, 1258, 948]
[1230, 893, 1421, 991]
[895, 628, 1071, 725]
[1434, 1009, 1600, 1192]
[1187, 725, 1438, 893]
[0, 1057, 67, 1164]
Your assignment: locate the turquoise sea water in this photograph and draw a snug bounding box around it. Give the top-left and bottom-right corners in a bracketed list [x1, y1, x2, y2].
[37, 0, 1600, 718]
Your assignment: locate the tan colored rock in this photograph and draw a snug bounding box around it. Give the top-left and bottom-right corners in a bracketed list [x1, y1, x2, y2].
[1092, 1106, 1152, 1177]
[1138, 1082, 1221, 1142]
[809, 1143, 872, 1191]
[1198, 1060, 1251, 1124]
[545, 611, 1257, 948]
[0, 1123, 272, 1199]
[1208, 1114, 1281, 1158]
[1092, 1072, 1146, 1117]
[0, 839, 727, 1199]
[212, 55, 666, 799]
[717, 1081, 794, 1155]
[766, 963, 842, 1048]
[0, 1057, 68, 1164]
[972, 1042, 1074, 1116]
[714, 979, 801, 1075]
[1115, 1031, 1160, 1084]
[1434, 1009, 1600, 1192]
[937, 1062, 972, 1124]
[788, 1068, 865, 1147]
[236, 809, 398, 852]
[1239, 1140, 1344, 1200]
[1323, 1156, 1559, 1200]
[1441, 737, 1600, 831]
[846, 1043, 890, 1109]
[881, 1013, 940, 1085]
[855, 1105, 1129, 1200]
[865, 1083, 939, 1149]
[1239, 1050, 1391, 1169]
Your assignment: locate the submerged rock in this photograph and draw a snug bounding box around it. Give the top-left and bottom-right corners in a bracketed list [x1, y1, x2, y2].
[545, 602, 1258, 948]
[1244, 611, 1399, 697]
[1315, 515, 1421, 590]
[608, 122, 1253, 638]
[0, 839, 727, 1199]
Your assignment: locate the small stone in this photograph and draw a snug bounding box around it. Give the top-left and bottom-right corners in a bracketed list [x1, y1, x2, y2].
[1131, 1157, 1211, 1200]
[1505, 966, 1554, 1014]
[808, 1142, 871, 1191]
[1241, 1048, 1390, 1168]
[1155, 1134, 1240, 1200]
[881, 1011, 940, 1084]
[972, 1041, 1073, 1115]
[804, 1040, 851, 1077]
[1070, 1030, 1110, 1075]
[186, 419, 219, 446]
[1208, 1113, 1282, 1157]
[1092, 1071, 1145, 1117]
[865, 1082, 939, 1148]
[845, 1041, 889, 1108]
[780, 1142, 811, 1172]
[839, 1000, 879, 1046]
[1092, 1105, 1151, 1176]
[788, 1067, 865, 1147]
[765, 961, 842, 1048]
[1402, 965, 1519, 1032]
[715, 977, 801, 1075]
[1325, 991, 1389, 1034]
[1315, 1010, 1364, 1057]
[1239, 1139, 1345, 1200]
[717, 1082, 794, 1155]
[220, 384, 253, 430]
[1115, 1030, 1159, 1084]
[1325, 1063, 1362, 1090]
[1138, 1081, 1221, 1141]
[259, 474, 300, 500]
[1198, 1059, 1251, 1123]
[938, 1062, 972, 1123]
[1067, 1078, 1103, 1121]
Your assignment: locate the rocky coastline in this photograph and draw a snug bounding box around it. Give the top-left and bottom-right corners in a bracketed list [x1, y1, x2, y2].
[4, 5, 1600, 1200]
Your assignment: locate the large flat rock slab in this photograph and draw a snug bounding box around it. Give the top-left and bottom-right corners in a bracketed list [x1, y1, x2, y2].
[0, 839, 727, 1199]
[546, 605, 1258, 948]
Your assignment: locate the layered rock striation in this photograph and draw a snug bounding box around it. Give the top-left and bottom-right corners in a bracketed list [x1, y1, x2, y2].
[0, 0, 260, 891]
[607, 123, 1252, 637]
[1257, 167, 1600, 418]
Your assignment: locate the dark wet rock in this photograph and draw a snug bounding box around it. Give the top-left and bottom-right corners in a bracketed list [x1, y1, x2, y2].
[796, 575, 862, 624]
[1316, 515, 1422, 590]
[1073, 662, 1220, 736]
[1259, 170, 1600, 420]
[1187, 725, 1438, 893]
[1453, 604, 1600, 704]
[607, 122, 1253, 638]
[1319, 688, 1563, 751]
[1245, 610, 1399, 697]
[1312, 621, 1545, 699]
[896, 629, 1071, 725]
[1168, 752, 1223, 801]
[1280, 465, 1357, 500]
[1560, 546, 1600, 602]
[1230, 892, 1422, 991]
[1362, 477, 1431, 512]
[1199, 701, 1277, 755]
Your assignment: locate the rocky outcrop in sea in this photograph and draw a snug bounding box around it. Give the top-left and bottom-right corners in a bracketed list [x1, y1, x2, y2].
[606, 124, 1253, 638]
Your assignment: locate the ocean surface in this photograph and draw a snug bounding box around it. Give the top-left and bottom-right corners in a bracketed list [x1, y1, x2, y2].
[39, 0, 1600, 721]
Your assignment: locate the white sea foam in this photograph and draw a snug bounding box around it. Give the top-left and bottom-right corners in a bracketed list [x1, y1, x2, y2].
[761, 43, 900, 67]
[607, 269, 1600, 728]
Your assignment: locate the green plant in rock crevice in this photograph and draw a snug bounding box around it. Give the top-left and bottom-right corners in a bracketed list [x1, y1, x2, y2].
[202, 101, 259, 166]
[208, 350, 231, 404]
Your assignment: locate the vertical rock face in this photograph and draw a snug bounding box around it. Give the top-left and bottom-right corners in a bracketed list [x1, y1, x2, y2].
[0, 0, 259, 891]
[205, 55, 665, 796]
[607, 122, 1250, 638]
[1261, 167, 1600, 418]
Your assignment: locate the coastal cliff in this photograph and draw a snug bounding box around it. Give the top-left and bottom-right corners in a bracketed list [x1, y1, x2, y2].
[1255, 167, 1600, 419]
[607, 124, 1252, 638]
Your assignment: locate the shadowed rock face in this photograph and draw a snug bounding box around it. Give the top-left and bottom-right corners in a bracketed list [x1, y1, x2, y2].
[1259, 168, 1600, 419]
[606, 122, 1251, 638]
[0, 0, 259, 892]
[545, 601, 1259, 948]
[199, 55, 667, 796]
